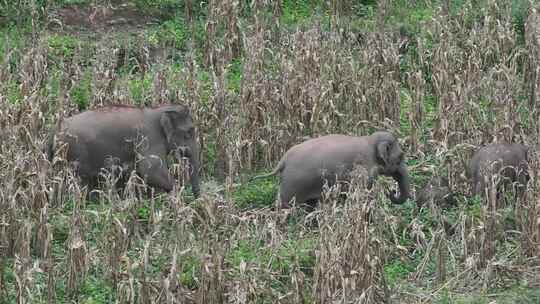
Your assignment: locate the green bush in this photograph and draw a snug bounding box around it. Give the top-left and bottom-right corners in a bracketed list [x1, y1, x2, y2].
[70, 68, 92, 110]
[147, 19, 188, 50]
[178, 254, 202, 289]
[48, 34, 79, 59]
[128, 73, 153, 105]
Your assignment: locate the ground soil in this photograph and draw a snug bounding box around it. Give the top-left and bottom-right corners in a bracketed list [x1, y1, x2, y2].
[47, 1, 173, 67]
[48, 1, 161, 35]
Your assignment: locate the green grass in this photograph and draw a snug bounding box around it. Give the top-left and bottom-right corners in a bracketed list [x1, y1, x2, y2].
[227, 58, 243, 94]
[233, 174, 278, 209]
[133, 0, 189, 19]
[48, 34, 79, 59]
[177, 254, 202, 289]
[78, 276, 115, 303]
[146, 18, 188, 50]
[5, 79, 22, 104]
[511, 0, 533, 44]
[0, 26, 28, 59]
[55, 0, 91, 7]
[227, 235, 316, 290]
[281, 0, 318, 26]
[384, 259, 416, 286]
[435, 285, 540, 304]
[128, 73, 153, 105]
[70, 67, 93, 110]
[387, 0, 435, 35]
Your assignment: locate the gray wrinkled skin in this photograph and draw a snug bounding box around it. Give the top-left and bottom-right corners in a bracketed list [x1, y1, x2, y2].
[46, 104, 200, 198]
[254, 131, 410, 208]
[468, 143, 529, 200]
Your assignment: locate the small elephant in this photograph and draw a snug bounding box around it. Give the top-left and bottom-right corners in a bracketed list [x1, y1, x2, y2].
[253, 131, 411, 208]
[416, 176, 457, 209]
[468, 143, 529, 201]
[46, 104, 200, 198]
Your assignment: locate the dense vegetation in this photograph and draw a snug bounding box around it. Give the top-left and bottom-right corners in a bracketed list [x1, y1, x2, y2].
[1, 0, 540, 303]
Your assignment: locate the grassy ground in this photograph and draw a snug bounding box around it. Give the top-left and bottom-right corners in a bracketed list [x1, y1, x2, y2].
[1, 0, 540, 303]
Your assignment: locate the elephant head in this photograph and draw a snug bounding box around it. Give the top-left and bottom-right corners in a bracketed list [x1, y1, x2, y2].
[372, 131, 410, 204]
[160, 106, 201, 197]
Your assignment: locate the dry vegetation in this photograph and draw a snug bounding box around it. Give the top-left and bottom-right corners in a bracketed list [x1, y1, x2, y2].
[1, 0, 540, 303]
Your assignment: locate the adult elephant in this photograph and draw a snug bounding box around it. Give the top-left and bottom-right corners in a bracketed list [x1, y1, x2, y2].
[468, 143, 529, 201]
[46, 104, 200, 198]
[254, 131, 410, 208]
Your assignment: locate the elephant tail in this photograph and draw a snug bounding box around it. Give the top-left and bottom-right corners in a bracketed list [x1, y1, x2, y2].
[44, 119, 62, 162]
[250, 159, 285, 182]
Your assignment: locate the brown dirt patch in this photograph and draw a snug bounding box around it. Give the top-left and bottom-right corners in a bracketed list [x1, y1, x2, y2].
[48, 1, 162, 35]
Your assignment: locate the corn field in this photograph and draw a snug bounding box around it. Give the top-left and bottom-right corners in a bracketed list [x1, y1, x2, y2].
[1, 0, 540, 303]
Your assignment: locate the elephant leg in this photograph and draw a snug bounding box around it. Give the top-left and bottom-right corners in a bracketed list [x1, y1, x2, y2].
[495, 182, 506, 206]
[367, 166, 381, 189]
[279, 181, 321, 209]
[73, 159, 100, 201]
[84, 176, 101, 202]
[137, 157, 174, 193]
[279, 170, 314, 209]
[513, 175, 528, 205]
[474, 176, 486, 199]
[278, 190, 292, 209]
[302, 199, 319, 213]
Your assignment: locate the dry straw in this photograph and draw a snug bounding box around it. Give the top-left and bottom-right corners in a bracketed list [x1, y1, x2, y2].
[1, 0, 540, 302]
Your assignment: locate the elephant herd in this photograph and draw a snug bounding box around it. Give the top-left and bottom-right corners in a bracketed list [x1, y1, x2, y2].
[45, 104, 532, 208]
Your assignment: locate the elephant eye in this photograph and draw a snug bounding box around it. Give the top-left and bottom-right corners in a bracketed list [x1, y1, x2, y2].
[184, 128, 195, 139]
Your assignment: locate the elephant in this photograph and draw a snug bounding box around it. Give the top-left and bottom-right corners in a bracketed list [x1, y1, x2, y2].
[468, 143, 529, 202]
[46, 104, 200, 198]
[416, 176, 457, 209]
[253, 131, 411, 208]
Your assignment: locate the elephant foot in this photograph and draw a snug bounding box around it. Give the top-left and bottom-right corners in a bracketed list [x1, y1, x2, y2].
[279, 201, 291, 209]
[87, 189, 102, 202]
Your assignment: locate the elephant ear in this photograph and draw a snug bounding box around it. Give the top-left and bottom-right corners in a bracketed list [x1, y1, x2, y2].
[160, 111, 176, 145]
[376, 140, 392, 166]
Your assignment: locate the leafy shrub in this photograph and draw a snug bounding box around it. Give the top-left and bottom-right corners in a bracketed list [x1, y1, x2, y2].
[128, 73, 153, 105]
[70, 68, 92, 110]
[147, 19, 188, 50]
[48, 34, 79, 59]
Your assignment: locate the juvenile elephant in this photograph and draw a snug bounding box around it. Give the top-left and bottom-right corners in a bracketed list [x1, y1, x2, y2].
[416, 176, 457, 209]
[468, 143, 529, 201]
[46, 104, 200, 198]
[254, 131, 411, 208]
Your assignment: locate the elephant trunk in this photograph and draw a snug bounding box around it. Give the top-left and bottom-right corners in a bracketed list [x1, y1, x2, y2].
[175, 146, 201, 198]
[190, 151, 201, 198]
[388, 165, 410, 204]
